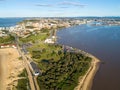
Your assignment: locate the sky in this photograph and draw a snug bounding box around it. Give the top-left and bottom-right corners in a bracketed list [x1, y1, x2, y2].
[0, 0, 120, 17]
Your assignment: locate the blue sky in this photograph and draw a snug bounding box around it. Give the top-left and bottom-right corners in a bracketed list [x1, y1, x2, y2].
[0, 0, 120, 17]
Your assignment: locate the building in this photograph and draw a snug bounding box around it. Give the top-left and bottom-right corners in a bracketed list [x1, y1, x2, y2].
[0, 44, 17, 48]
[44, 38, 54, 44]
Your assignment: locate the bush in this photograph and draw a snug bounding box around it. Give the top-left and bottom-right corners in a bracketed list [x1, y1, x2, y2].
[16, 79, 29, 90]
[18, 69, 27, 77]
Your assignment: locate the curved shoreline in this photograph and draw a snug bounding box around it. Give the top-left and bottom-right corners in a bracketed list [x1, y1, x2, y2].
[56, 44, 100, 90]
[75, 52, 100, 90]
[56, 39, 100, 90]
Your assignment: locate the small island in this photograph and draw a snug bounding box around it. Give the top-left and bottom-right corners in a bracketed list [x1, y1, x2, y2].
[0, 18, 100, 90]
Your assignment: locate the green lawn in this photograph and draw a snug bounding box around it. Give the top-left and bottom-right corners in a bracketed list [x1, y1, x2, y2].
[28, 43, 63, 64]
[19, 33, 48, 43]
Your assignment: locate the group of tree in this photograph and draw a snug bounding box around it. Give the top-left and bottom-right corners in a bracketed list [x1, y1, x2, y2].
[37, 51, 92, 90]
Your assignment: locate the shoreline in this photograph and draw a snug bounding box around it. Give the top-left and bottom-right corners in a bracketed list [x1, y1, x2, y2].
[75, 52, 100, 90]
[55, 42, 100, 90]
[55, 29, 100, 90]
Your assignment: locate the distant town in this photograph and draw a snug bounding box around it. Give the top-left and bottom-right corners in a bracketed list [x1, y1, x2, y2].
[0, 17, 120, 38]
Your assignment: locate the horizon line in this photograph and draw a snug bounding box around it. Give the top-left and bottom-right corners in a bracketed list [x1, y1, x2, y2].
[0, 16, 120, 18]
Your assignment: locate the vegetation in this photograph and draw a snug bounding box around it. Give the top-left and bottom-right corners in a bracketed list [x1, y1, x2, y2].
[17, 25, 92, 90]
[16, 79, 29, 90]
[40, 28, 50, 33]
[18, 56, 23, 60]
[37, 51, 92, 90]
[28, 44, 63, 65]
[27, 38, 92, 90]
[18, 69, 27, 77]
[0, 19, 92, 90]
[0, 34, 15, 44]
[32, 48, 91, 90]
[16, 69, 30, 90]
[19, 33, 48, 43]
[18, 19, 40, 24]
[1, 30, 9, 34]
[25, 26, 35, 29]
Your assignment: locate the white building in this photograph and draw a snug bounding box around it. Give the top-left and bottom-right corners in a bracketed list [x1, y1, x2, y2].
[44, 39, 54, 44]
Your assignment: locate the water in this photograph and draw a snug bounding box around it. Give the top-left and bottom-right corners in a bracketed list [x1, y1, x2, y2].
[57, 24, 120, 90]
[0, 18, 25, 27]
[1, 18, 120, 89]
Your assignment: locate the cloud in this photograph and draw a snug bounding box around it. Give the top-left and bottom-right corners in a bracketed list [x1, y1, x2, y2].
[59, 6, 69, 8]
[58, 1, 87, 7]
[35, 1, 87, 8]
[36, 4, 53, 7]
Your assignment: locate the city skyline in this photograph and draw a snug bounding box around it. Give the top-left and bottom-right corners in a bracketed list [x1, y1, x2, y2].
[0, 0, 120, 17]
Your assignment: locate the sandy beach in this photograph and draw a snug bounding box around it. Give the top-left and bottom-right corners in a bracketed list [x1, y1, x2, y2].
[74, 54, 100, 90]
[0, 48, 24, 90]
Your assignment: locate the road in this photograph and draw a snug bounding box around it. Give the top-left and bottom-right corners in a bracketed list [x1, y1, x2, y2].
[14, 34, 40, 90]
[17, 45, 36, 90]
[34, 76, 40, 90]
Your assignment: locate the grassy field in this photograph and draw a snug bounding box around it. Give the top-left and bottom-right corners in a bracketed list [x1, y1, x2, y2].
[28, 43, 63, 70]
[19, 33, 48, 43]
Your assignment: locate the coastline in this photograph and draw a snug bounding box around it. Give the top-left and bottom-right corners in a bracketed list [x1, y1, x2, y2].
[75, 52, 100, 90]
[56, 29, 100, 90]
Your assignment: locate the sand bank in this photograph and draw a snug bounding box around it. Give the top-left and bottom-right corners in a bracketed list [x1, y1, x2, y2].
[75, 54, 100, 90]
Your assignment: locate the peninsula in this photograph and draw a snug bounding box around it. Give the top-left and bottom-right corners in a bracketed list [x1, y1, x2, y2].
[0, 18, 101, 90]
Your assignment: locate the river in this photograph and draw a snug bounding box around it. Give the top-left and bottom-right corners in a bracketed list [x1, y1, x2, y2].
[56, 24, 120, 90]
